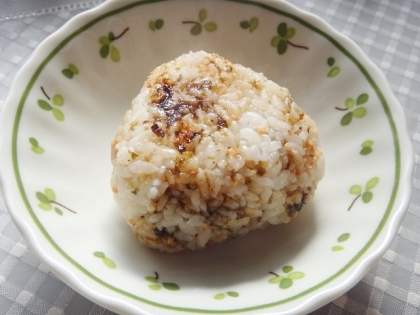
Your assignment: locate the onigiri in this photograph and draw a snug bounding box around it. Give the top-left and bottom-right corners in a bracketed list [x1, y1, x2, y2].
[111, 51, 324, 253]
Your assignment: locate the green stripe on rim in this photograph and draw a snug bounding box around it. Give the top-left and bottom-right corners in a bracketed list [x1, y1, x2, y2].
[11, 0, 400, 313]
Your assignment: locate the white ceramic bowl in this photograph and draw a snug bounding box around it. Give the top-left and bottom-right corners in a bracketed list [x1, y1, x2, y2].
[0, 0, 413, 314]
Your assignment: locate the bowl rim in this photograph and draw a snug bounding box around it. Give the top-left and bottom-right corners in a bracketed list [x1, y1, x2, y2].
[0, 0, 414, 314]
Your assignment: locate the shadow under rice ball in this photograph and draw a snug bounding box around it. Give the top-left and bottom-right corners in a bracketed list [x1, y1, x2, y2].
[110, 51, 325, 253]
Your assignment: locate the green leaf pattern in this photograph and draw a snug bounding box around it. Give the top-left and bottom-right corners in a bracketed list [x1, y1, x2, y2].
[35, 188, 76, 215]
[93, 251, 117, 269]
[271, 22, 308, 54]
[29, 137, 44, 154]
[327, 57, 340, 77]
[268, 266, 305, 289]
[214, 291, 239, 300]
[62, 63, 79, 79]
[37, 88, 65, 122]
[332, 233, 350, 251]
[348, 177, 379, 210]
[182, 9, 217, 35]
[240, 17, 259, 32]
[149, 19, 164, 31]
[360, 140, 374, 155]
[145, 272, 180, 291]
[336, 93, 369, 126]
[98, 28, 129, 61]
